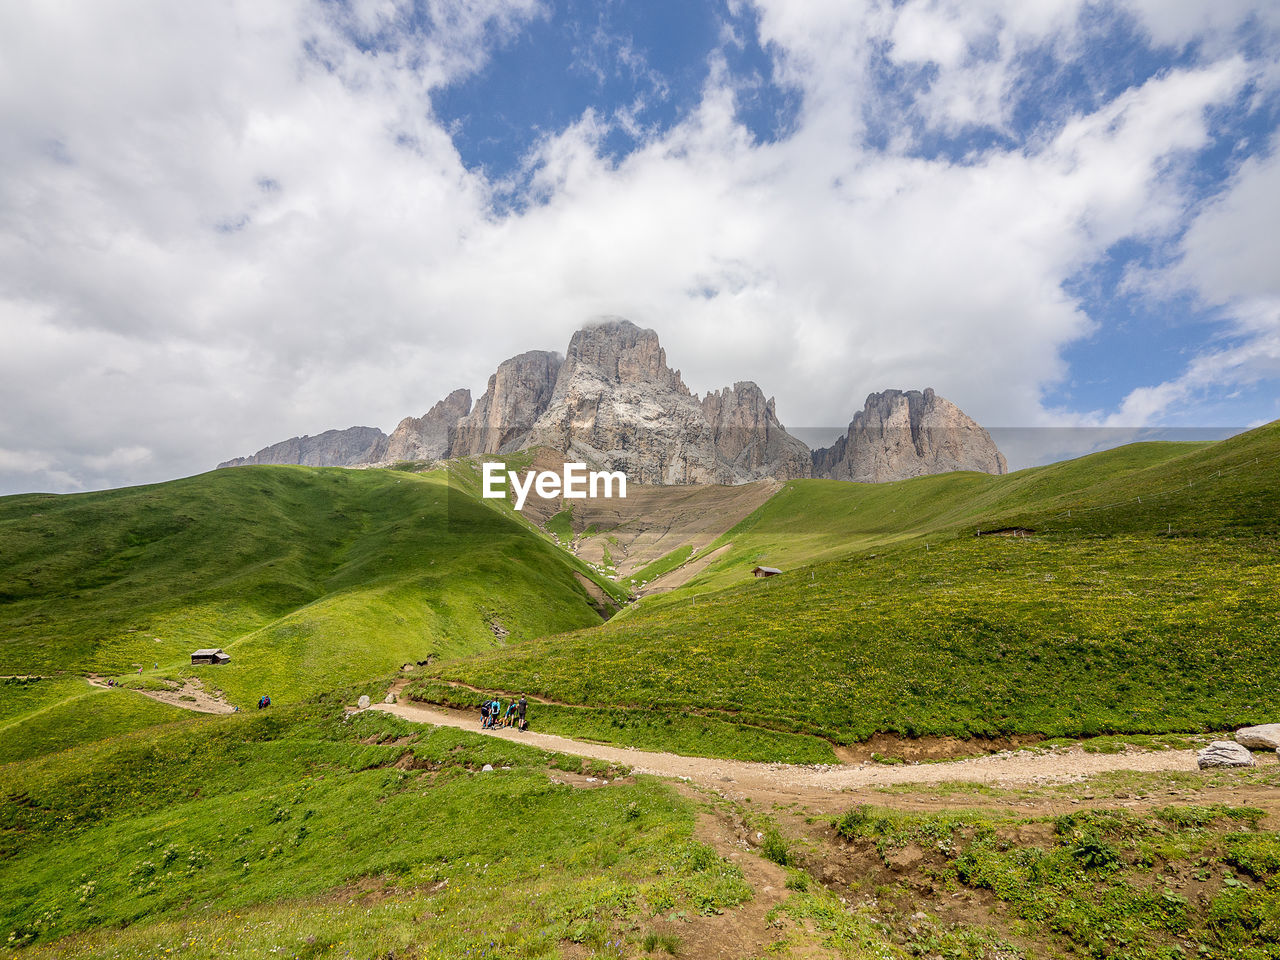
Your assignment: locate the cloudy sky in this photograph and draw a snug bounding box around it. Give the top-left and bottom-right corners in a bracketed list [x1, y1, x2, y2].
[2, 0, 1279, 494]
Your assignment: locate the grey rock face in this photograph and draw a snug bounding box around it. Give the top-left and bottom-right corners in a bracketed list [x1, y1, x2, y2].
[1197, 740, 1256, 769]
[812, 388, 1007, 483]
[218, 425, 388, 469]
[1235, 723, 1280, 750]
[215, 319, 1006, 488]
[384, 388, 472, 462]
[451, 351, 562, 456]
[526, 319, 724, 484]
[702, 382, 812, 481]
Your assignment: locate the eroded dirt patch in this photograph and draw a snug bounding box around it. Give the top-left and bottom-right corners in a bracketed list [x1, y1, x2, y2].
[87, 675, 236, 714]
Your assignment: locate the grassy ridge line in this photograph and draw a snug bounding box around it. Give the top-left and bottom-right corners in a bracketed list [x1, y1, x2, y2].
[0, 678, 196, 765]
[0, 466, 614, 710]
[442, 534, 1280, 742]
[435, 423, 1280, 749]
[0, 697, 749, 955]
[659, 440, 1213, 599]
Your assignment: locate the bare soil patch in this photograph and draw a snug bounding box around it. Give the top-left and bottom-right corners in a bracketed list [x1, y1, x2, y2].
[641, 542, 734, 596]
[87, 675, 235, 714]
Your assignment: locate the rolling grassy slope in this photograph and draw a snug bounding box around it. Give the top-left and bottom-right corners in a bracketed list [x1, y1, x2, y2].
[0, 676, 188, 765]
[632, 439, 1217, 598]
[0, 696, 748, 955]
[429, 422, 1280, 752]
[0, 466, 615, 710]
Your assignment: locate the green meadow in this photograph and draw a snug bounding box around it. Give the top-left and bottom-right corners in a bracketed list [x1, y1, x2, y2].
[430, 422, 1280, 752]
[0, 466, 616, 709]
[0, 696, 748, 956]
[823, 800, 1280, 960]
[2, 424, 1280, 956]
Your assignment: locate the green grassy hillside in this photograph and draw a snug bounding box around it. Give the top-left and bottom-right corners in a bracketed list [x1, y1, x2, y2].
[428, 422, 1280, 754]
[0, 676, 188, 765]
[0, 695, 748, 955]
[630, 439, 1216, 598]
[0, 466, 615, 711]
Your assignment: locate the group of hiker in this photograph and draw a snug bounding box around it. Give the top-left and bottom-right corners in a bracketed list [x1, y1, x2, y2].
[480, 694, 528, 731]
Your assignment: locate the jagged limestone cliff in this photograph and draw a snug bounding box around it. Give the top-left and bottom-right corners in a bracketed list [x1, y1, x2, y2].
[218, 321, 1006, 485]
[811, 388, 1007, 482]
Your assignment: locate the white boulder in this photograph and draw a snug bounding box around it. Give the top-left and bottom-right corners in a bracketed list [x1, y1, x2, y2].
[1197, 741, 1256, 769]
[1234, 723, 1280, 750]
[357, 694, 370, 710]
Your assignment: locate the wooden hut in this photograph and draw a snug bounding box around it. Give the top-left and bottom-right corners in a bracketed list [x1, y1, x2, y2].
[751, 566, 782, 578]
[191, 648, 230, 665]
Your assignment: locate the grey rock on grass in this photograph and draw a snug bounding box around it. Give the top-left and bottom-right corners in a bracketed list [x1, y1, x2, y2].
[1197, 740, 1256, 769]
[1234, 723, 1280, 750]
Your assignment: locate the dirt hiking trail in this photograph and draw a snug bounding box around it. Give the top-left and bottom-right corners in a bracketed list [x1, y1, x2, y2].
[371, 699, 1273, 800]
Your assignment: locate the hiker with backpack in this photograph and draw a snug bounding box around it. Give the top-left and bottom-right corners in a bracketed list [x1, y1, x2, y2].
[517, 695, 528, 731]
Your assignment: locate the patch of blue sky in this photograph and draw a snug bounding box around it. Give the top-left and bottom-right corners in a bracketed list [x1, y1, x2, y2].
[861, 43, 1022, 162]
[717, 2, 803, 145]
[1046, 238, 1223, 414]
[869, 7, 1206, 165]
[1187, 83, 1280, 197]
[421, 0, 800, 198]
[430, 1, 717, 182]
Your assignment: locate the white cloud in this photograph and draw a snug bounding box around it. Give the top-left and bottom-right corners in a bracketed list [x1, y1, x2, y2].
[0, 0, 1275, 492]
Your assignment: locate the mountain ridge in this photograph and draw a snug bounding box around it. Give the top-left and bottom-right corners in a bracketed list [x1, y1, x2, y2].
[218, 318, 1006, 484]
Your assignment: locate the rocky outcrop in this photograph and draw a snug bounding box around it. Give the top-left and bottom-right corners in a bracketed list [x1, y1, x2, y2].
[702, 382, 812, 481]
[451, 351, 562, 456]
[384, 388, 471, 462]
[1197, 741, 1256, 769]
[216, 320, 1007, 487]
[812, 388, 1007, 483]
[218, 426, 387, 469]
[525, 319, 723, 484]
[1235, 724, 1280, 750]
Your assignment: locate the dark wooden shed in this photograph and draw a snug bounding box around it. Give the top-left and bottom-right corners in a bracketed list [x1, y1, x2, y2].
[191, 648, 230, 665]
[752, 566, 782, 578]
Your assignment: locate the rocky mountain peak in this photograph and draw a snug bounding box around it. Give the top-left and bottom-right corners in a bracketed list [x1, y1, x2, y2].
[558, 318, 688, 395]
[218, 320, 1007, 487]
[384, 387, 472, 462]
[451, 350, 563, 457]
[813, 387, 1007, 482]
[217, 425, 388, 469]
[701, 381, 811, 481]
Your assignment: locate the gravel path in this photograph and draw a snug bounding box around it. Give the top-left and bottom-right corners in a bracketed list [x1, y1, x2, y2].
[370, 700, 1262, 797]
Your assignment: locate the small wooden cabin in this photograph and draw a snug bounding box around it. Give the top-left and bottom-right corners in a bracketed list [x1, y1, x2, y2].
[752, 566, 782, 578]
[191, 648, 230, 665]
